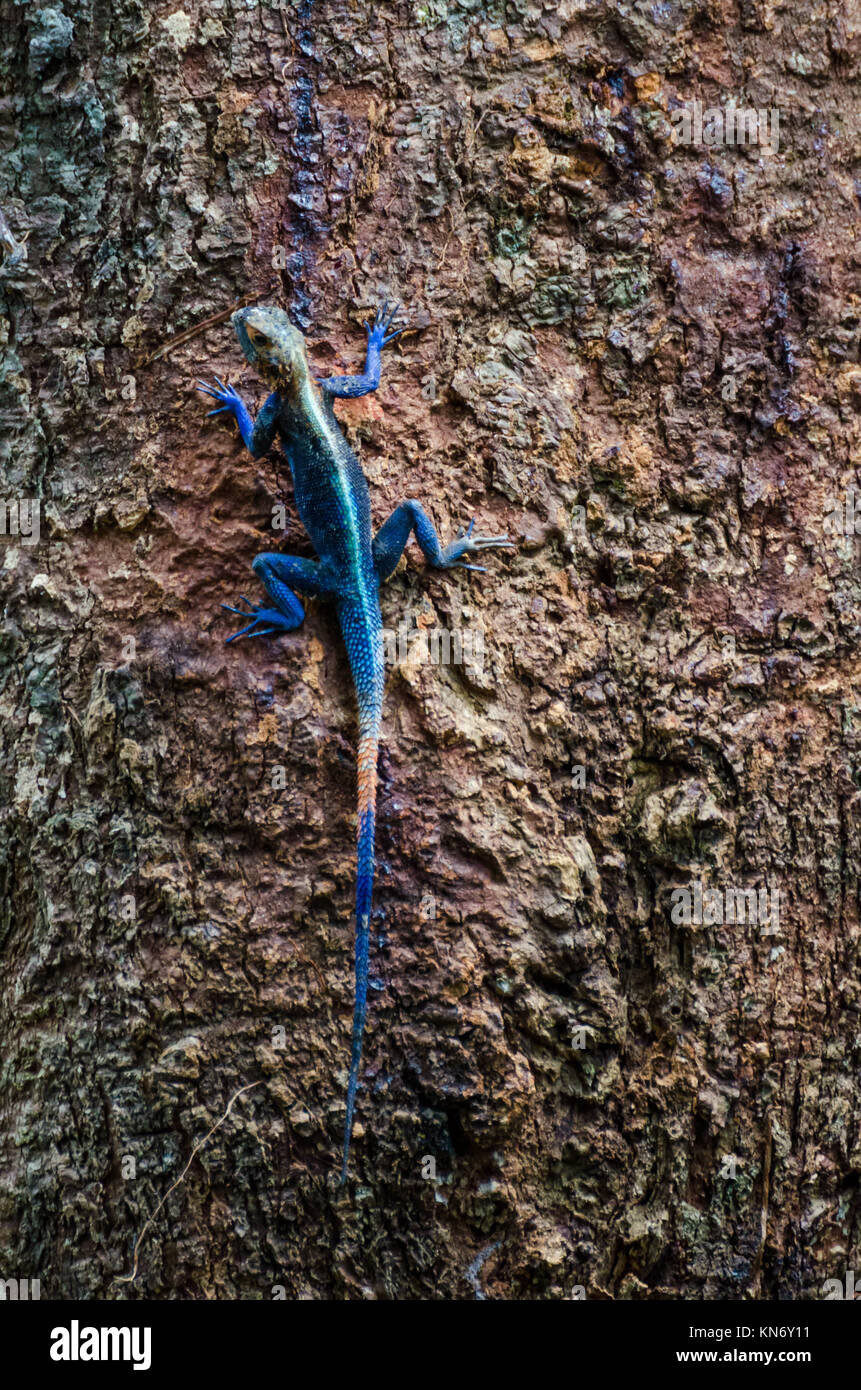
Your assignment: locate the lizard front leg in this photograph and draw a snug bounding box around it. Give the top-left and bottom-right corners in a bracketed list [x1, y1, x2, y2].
[222, 554, 339, 642]
[198, 379, 281, 458]
[372, 501, 514, 583]
[318, 300, 405, 400]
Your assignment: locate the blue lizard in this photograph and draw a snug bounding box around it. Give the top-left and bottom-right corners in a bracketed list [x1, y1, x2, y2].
[198, 301, 513, 1182]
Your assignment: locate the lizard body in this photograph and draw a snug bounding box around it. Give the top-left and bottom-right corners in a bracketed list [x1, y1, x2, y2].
[199, 302, 512, 1181]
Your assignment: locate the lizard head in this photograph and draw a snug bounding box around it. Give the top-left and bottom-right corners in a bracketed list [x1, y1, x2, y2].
[231, 306, 309, 389]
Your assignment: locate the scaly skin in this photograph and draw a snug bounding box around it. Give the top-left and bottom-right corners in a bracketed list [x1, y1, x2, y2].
[199, 301, 513, 1183]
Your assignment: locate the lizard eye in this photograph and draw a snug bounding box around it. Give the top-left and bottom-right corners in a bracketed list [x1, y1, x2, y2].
[247, 327, 269, 346]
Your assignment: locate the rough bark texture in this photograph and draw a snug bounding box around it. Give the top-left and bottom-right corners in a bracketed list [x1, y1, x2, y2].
[1, 0, 861, 1301]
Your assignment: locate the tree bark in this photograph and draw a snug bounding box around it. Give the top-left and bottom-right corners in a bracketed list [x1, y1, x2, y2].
[1, 0, 860, 1300]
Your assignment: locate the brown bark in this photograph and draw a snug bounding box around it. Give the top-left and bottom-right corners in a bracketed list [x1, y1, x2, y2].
[1, 0, 860, 1300]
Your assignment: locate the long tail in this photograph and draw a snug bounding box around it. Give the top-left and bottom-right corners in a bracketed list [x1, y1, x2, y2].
[340, 711, 380, 1184]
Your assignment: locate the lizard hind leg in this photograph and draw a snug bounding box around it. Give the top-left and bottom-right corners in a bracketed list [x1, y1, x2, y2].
[221, 553, 338, 643]
[252, 551, 337, 600]
[372, 500, 515, 582]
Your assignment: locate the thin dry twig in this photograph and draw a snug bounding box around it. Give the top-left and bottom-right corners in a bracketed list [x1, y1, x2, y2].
[114, 1080, 262, 1287]
[136, 291, 274, 368]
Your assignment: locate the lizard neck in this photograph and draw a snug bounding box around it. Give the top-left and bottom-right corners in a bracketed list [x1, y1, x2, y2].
[272, 360, 320, 409]
[256, 342, 315, 398]
[291, 372, 337, 434]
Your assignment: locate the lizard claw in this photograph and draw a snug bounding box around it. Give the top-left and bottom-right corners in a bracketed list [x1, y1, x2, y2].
[440, 517, 515, 571]
[220, 595, 260, 616]
[221, 598, 300, 643]
[198, 377, 243, 417]
[367, 297, 406, 348]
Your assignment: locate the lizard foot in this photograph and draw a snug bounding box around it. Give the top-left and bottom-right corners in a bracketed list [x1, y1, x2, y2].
[221, 596, 302, 643]
[439, 517, 516, 573]
[197, 376, 243, 418]
[365, 298, 406, 349]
